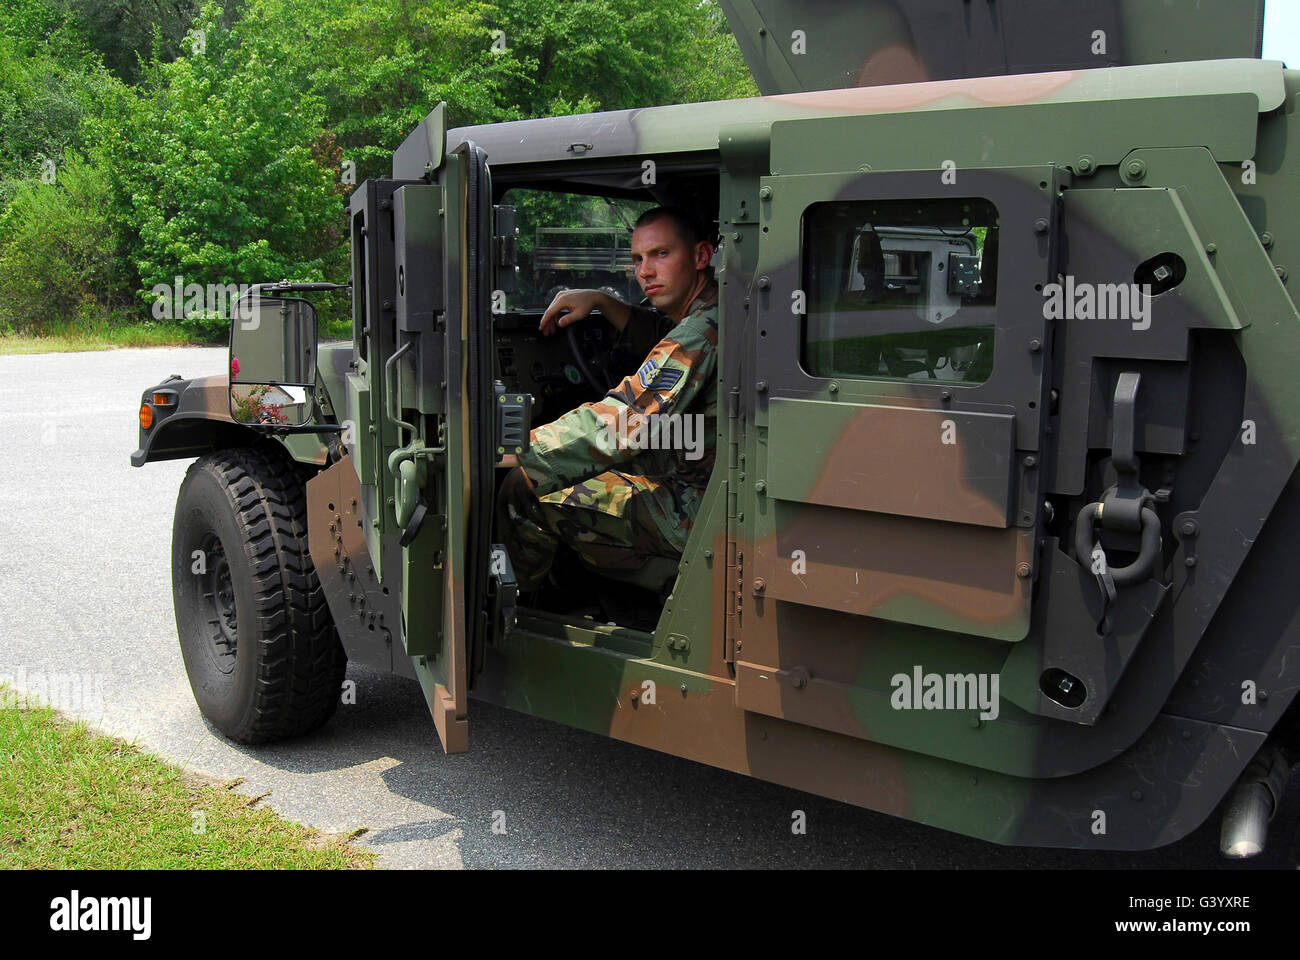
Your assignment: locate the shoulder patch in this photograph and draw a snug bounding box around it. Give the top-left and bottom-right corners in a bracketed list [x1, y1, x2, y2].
[637, 358, 660, 388]
[648, 367, 683, 391]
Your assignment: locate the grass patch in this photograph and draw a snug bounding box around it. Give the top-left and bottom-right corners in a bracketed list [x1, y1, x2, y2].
[0, 691, 374, 869]
[0, 316, 351, 355]
[0, 317, 203, 354]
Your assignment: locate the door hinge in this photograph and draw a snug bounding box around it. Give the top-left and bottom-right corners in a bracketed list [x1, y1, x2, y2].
[724, 385, 742, 667]
[725, 545, 742, 666]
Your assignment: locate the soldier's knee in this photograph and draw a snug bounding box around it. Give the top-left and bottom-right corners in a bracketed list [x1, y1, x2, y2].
[497, 467, 538, 520]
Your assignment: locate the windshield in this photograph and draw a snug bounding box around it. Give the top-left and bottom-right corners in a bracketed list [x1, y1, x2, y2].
[500, 189, 655, 311]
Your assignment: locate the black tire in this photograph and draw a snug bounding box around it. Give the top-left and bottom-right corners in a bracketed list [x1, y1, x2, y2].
[171, 445, 346, 743]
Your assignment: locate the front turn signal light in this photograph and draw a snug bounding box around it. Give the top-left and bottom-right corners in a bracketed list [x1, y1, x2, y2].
[152, 392, 176, 406]
[139, 404, 154, 429]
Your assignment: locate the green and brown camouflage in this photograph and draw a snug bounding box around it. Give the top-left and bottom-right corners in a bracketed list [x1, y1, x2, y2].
[132, 0, 1300, 852]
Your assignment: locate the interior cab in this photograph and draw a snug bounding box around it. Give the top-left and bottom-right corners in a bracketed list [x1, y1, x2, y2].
[489, 165, 722, 631]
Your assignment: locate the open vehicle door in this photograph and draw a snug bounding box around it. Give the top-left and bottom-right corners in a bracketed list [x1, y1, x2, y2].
[314, 105, 494, 753]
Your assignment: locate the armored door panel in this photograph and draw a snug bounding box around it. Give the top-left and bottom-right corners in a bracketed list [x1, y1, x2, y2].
[736, 163, 1059, 739]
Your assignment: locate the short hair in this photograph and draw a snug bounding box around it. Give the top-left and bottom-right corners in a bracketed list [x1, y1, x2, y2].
[633, 206, 710, 249]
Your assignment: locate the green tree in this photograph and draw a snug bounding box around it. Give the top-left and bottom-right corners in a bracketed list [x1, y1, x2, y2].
[0, 151, 124, 332]
[60, 0, 207, 84]
[237, 0, 529, 185]
[0, 0, 123, 208]
[670, 0, 759, 103]
[90, 3, 346, 338]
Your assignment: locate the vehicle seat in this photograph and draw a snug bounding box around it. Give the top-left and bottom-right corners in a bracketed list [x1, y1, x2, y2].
[584, 554, 681, 598]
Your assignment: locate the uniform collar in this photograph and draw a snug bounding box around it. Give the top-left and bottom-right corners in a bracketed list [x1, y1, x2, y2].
[683, 276, 719, 319]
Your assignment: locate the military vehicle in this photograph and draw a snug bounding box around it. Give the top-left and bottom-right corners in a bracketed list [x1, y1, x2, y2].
[131, 0, 1300, 856]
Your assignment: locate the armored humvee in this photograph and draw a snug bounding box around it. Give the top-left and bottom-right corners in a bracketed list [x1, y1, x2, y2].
[132, 0, 1300, 855]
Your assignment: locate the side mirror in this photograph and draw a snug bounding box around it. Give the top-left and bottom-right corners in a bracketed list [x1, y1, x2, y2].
[228, 296, 318, 426]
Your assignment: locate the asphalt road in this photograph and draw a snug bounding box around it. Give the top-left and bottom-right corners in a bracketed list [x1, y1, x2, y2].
[1, 346, 1297, 870]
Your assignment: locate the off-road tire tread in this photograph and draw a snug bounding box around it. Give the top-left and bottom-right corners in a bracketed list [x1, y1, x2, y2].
[185, 444, 346, 742]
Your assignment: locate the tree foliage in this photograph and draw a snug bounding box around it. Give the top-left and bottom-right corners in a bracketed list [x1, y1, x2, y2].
[88, 3, 347, 336]
[0, 151, 122, 332]
[0, 0, 758, 339]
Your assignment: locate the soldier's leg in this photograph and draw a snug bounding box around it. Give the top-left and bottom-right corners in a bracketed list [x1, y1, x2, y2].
[538, 470, 698, 574]
[495, 467, 560, 591]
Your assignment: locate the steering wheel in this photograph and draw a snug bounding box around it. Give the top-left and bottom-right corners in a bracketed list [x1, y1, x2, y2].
[564, 313, 607, 394]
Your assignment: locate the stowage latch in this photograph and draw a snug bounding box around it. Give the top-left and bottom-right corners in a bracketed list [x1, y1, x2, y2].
[1073, 371, 1166, 632]
[488, 543, 518, 641]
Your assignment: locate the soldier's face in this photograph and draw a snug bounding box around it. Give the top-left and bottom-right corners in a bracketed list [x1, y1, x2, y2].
[631, 220, 711, 319]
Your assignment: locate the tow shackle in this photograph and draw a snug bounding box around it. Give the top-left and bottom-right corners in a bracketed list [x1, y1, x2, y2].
[1074, 502, 1162, 586]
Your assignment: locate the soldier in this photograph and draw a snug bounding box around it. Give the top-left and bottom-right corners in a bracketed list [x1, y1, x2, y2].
[496, 206, 719, 592]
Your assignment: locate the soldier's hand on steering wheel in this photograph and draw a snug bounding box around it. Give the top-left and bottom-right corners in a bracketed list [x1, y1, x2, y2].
[540, 289, 608, 336]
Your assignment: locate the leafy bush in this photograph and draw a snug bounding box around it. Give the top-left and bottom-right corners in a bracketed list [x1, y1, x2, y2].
[0, 152, 127, 333]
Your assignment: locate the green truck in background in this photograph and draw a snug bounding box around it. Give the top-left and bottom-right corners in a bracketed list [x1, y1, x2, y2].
[132, 0, 1300, 857]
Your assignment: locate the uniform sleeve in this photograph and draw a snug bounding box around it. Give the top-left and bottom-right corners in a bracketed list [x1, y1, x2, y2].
[519, 311, 718, 495]
[616, 302, 668, 360]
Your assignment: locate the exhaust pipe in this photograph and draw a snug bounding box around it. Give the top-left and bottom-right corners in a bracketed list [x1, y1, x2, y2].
[1219, 746, 1290, 858]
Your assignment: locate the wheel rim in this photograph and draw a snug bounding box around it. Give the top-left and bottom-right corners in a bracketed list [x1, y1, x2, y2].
[199, 532, 238, 674]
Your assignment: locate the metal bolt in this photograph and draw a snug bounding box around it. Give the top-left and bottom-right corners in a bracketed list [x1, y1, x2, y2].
[791, 674, 806, 690]
[1185, 556, 1197, 568]
[680, 684, 688, 694]
[1033, 218, 1049, 234]
[1277, 265, 1289, 282]
[753, 578, 766, 593]
[757, 275, 770, 290]
[756, 380, 768, 393]
[1016, 562, 1032, 578]
[1261, 231, 1274, 249]
[1023, 455, 1037, 468]
[759, 185, 773, 199]
[1259, 689, 1269, 702]
[703, 549, 713, 559]
[1076, 156, 1094, 173]
[1179, 519, 1198, 537]
[1181, 729, 1192, 740]
[940, 389, 952, 402]
[1028, 338, 1042, 353]
[1205, 242, 1217, 255]
[1126, 158, 1147, 180]
[1152, 264, 1173, 282]
[828, 381, 839, 393]
[755, 480, 767, 494]
[1058, 676, 1074, 694]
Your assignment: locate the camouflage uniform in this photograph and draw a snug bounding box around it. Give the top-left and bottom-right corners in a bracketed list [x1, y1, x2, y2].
[497, 278, 719, 590]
